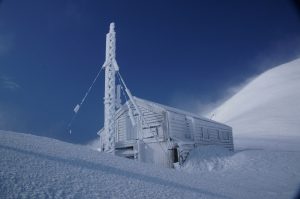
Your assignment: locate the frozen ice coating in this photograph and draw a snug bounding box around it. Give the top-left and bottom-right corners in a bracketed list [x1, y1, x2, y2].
[73, 104, 80, 113]
[109, 22, 115, 32]
[98, 23, 234, 167]
[102, 22, 119, 152]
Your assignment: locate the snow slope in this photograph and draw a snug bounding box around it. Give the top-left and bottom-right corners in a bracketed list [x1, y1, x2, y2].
[1, 130, 300, 199]
[211, 58, 300, 150]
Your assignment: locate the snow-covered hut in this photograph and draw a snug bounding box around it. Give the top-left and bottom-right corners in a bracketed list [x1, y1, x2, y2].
[97, 23, 234, 168]
[99, 97, 233, 168]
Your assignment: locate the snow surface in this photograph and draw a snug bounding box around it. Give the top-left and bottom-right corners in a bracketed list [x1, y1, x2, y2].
[1, 130, 300, 199]
[1, 59, 300, 198]
[211, 58, 300, 150]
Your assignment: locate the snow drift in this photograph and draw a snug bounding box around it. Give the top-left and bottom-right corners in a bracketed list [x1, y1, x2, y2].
[211, 58, 300, 150]
[1, 130, 300, 199]
[180, 146, 235, 173]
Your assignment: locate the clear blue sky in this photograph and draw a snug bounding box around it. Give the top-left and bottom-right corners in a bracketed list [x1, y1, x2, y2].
[0, 0, 300, 143]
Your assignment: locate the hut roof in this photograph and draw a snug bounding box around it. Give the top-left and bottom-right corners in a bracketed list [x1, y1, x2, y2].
[133, 97, 231, 128]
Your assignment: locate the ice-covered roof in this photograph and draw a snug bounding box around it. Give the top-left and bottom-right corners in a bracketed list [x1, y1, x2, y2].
[133, 96, 231, 128]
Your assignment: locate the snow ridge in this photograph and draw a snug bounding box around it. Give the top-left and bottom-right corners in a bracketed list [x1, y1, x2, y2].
[212, 58, 300, 150]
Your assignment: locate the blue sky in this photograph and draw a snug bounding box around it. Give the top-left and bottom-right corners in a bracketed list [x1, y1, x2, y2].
[0, 0, 300, 143]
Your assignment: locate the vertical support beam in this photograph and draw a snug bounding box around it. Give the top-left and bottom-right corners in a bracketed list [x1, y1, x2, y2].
[116, 84, 121, 109]
[103, 22, 119, 152]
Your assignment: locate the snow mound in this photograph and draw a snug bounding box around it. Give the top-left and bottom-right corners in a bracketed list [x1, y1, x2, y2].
[1, 130, 300, 199]
[211, 58, 300, 150]
[181, 146, 300, 199]
[180, 146, 236, 173]
[86, 137, 102, 151]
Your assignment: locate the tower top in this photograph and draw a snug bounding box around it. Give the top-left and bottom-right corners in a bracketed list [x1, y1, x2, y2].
[109, 22, 115, 32]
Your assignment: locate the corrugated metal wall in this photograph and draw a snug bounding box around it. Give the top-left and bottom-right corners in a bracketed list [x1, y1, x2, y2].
[116, 112, 127, 141]
[139, 141, 172, 168]
[168, 111, 190, 140]
[138, 105, 164, 127]
[167, 111, 234, 150]
[114, 99, 234, 168]
[115, 102, 166, 142]
[116, 110, 137, 142]
[137, 102, 166, 139]
[192, 118, 234, 150]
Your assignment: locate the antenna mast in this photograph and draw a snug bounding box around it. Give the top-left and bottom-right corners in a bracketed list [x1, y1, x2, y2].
[103, 22, 119, 152]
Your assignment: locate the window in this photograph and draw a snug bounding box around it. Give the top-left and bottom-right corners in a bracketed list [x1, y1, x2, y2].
[173, 148, 179, 163]
[203, 128, 210, 139]
[150, 127, 158, 136]
[186, 116, 194, 139]
[222, 131, 229, 140]
[197, 127, 204, 139]
[200, 127, 204, 138]
[143, 126, 160, 138]
[185, 133, 191, 139]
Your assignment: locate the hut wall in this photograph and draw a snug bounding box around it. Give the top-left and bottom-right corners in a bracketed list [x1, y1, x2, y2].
[113, 98, 234, 168]
[193, 118, 234, 150]
[167, 111, 190, 140]
[115, 109, 137, 142]
[138, 141, 172, 168]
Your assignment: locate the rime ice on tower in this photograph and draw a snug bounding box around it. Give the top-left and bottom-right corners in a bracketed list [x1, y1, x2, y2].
[102, 23, 119, 152]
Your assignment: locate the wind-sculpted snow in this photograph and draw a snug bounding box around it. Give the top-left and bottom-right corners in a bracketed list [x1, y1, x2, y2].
[212, 58, 300, 150]
[181, 146, 300, 199]
[180, 146, 235, 172]
[0, 131, 233, 199]
[1, 130, 300, 199]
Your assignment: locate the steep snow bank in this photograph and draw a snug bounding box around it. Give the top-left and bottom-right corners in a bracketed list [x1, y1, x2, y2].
[180, 146, 234, 173]
[180, 146, 300, 199]
[211, 58, 300, 150]
[1, 130, 300, 199]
